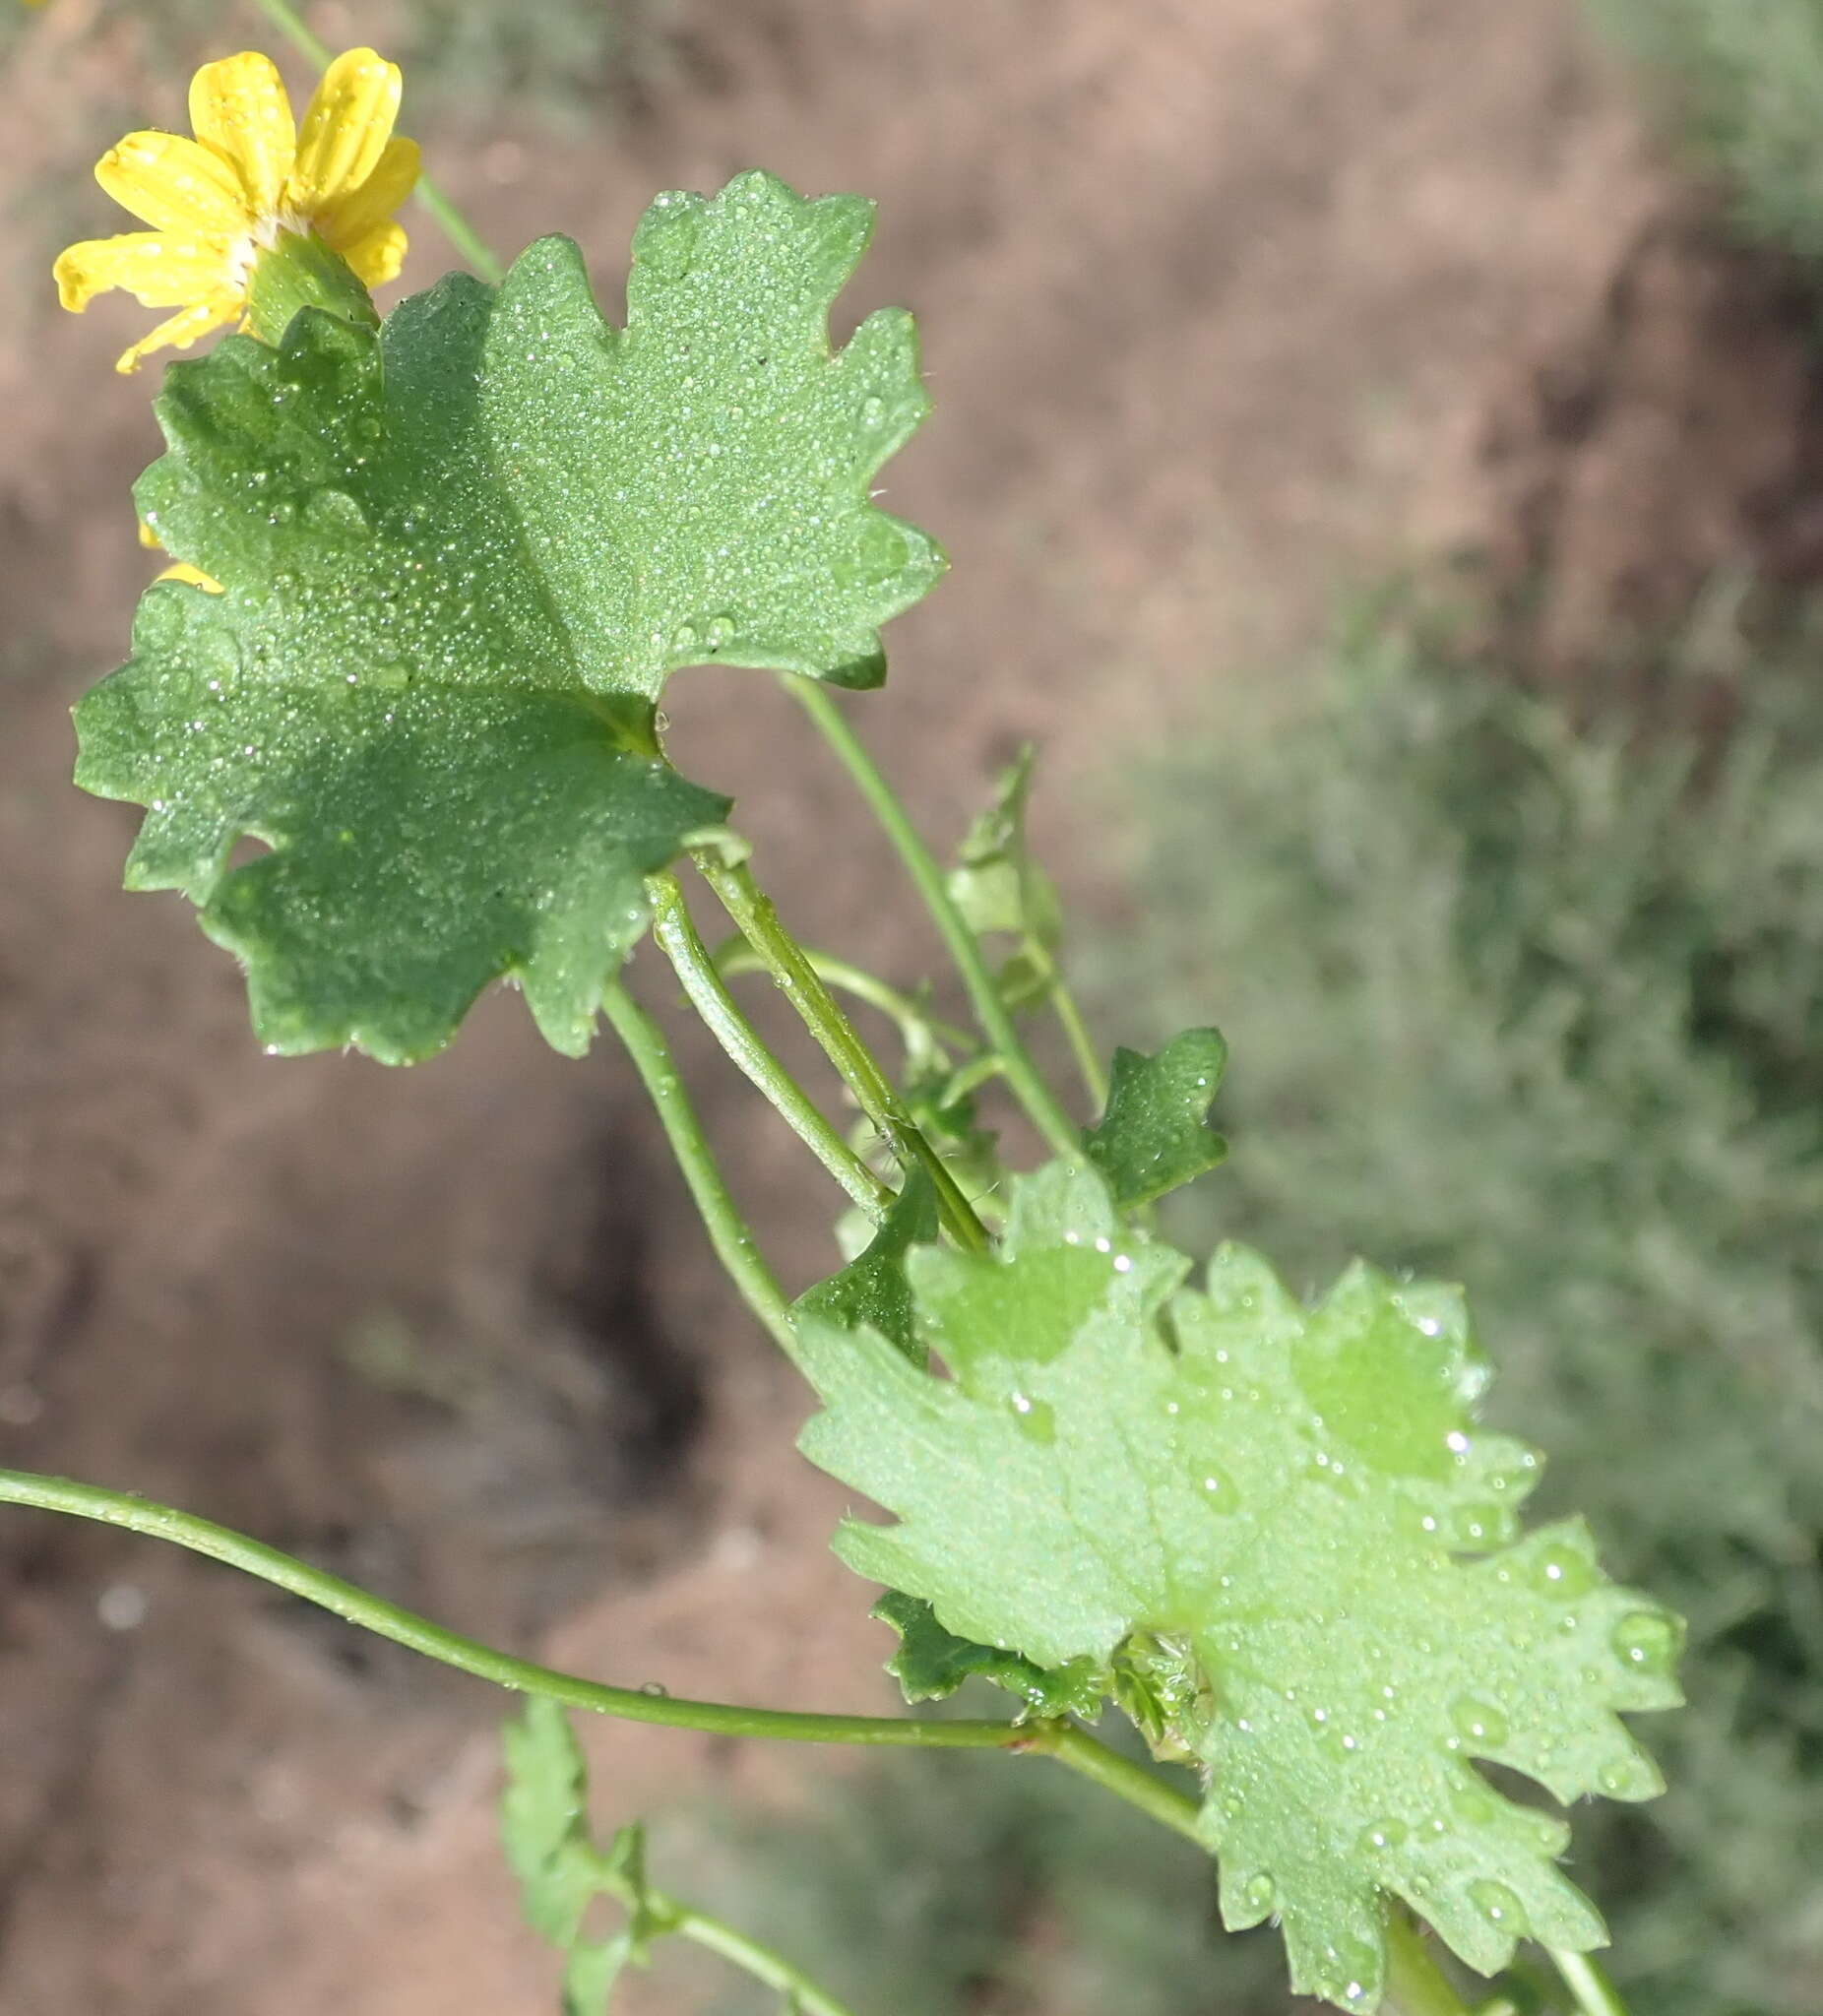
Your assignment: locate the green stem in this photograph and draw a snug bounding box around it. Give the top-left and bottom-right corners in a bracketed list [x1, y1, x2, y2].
[245, 0, 508, 285]
[646, 1891, 861, 2016]
[650, 873, 891, 1225]
[786, 678, 1085, 1159]
[1035, 946, 1109, 1111]
[0, 1468, 1215, 1857]
[599, 977, 800, 1365]
[1549, 1950, 1630, 2016]
[1384, 1916, 1475, 2016]
[692, 851, 990, 1254]
[0, 1467, 1010, 1748]
[717, 942, 976, 1057]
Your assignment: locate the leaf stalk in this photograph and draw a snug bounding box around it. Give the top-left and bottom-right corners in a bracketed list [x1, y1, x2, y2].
[785, 677, 1087, 1158]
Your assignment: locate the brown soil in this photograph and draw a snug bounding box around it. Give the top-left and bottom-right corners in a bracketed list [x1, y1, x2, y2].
[2, 1, 1818, 2011]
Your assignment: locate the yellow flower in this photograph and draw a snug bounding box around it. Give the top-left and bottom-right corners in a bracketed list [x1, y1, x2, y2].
[54, 47, 419, 374]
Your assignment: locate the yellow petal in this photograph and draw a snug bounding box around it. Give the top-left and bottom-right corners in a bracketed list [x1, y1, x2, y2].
[157, 560, 225, 593]
[288, 48, 402, 216]
[315, 136, 419, 256]
[96, 132, 249, 236]
[189, 52, 296, 217]
[54, 231, 235, 311]
[115, 291, 243, 375]
[332, 220, 409, 289]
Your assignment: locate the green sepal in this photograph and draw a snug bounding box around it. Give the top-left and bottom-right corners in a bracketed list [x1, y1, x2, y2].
[243, 227, 379, 346]
[1083, 1028, 1230, 1207]
[794, 1170, 941, 1364]
[873, 1589, 1108, 1718]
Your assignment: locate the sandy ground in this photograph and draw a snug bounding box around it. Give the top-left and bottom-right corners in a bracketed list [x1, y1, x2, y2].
[3, 1, 1811, 2010]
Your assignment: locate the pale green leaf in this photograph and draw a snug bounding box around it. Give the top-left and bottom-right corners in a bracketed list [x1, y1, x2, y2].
[948, 745, 1062, 950]
[797, 1164, 1681, 2009]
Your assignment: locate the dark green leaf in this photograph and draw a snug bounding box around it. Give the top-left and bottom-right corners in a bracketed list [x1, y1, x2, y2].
[873, 1589, 1107, 1717]
[78, 173, 942, 1060]
[1083, 1028, 1230, 1207]
[794, 1171, 941, 1364]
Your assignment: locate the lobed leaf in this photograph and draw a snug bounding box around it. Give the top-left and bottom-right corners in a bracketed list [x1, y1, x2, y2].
[1084, 1027, 1229, 1207]
[873, 1589, 1108, 1718]
[76, 172, 942, 1061]
[797, 1163, 1682, 2009]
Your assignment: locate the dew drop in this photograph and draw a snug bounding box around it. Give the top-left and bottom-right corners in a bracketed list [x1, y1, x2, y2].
[1239, 1872, 1277, 1917]
[1356, 1817, 1408, 1856]
[1008, 1392, 1055, 1445]
[1610, 1609, 1678, 1675]
[1597, 1749, 1664, 1799]
[1467, 1879, 1528, 1935]
[639, 1679, 670, 1698]
[1200, 1467, 1239, 1511]
[859, 393, 887, 428]
[1531, 1542, 1595, 1599]
[1450, 1697, 1509, 1749]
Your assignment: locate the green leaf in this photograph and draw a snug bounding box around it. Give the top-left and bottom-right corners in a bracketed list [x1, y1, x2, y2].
[948, 746, 1063, 951]
[503, 1697, 600, 1947]
[502, 1705, 668, 2014]
[794, 1170, 942, 1364]
[77, 172, 943, 1061]
[563, 1934, 633, 2016]
[797, 1163, 1682, 2010]
[1083, 1028, 1229, 1207]
[872, 1589, 1107, 1717]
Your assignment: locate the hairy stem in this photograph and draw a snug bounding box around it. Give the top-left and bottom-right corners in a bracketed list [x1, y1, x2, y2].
[245, 0, 508, 284]
[1549, 1950, 1631, 2016]
[651, 872, 891, 1224]
[600, 977, 800, 1362]
[786, 678, 1085, 1158]
[692, 850, 990, 1253]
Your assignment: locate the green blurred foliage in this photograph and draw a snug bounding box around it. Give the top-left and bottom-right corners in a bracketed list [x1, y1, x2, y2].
[663, 1722, 1285, 2016]
[1105, 598, 1823, 2015]
[1589, 0, 1823, 258]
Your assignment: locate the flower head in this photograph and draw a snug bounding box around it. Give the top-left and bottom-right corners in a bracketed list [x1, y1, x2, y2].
[54, 47, 418, 374]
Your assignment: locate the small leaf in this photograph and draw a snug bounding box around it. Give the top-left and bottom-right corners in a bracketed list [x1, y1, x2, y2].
[503, 1698, 599, 1946]
[873, 1589, 1107, 1717]
[1083, 1028, 1230, 1207]
[798, 1162, 1682, 2009]
[794, 1171, 941, 1363]
[948, 746, 1062, 950]
[563, 1934, 632, 2016]
[78, 173, 943, 1061]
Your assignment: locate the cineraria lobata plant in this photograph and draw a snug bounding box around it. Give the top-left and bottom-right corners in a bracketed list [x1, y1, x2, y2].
[0, 11, 1682, 2015]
